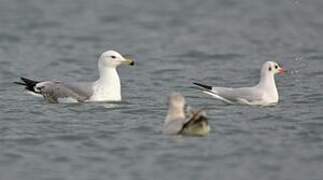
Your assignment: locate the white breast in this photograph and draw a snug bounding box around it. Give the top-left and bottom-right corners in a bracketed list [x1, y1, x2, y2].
[89, 82, 121, 102]
[262, 92, 279, 104]
[89, 66, 122, 102]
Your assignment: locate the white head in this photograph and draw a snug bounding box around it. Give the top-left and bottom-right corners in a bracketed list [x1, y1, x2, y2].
[261, 61, 286, 77]
[98, 50, 134, 69]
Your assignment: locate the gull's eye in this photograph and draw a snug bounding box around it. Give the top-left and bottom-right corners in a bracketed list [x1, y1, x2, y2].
[268, 67, 272, 71]
[275, 65, 278, 69]
[110, 55, 116, 59]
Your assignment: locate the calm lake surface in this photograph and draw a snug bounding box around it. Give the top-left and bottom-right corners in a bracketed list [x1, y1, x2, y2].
[1, 0, 323, 179]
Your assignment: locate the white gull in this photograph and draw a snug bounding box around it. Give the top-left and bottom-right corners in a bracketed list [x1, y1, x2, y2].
[193, 61, 286, 106]
[15, 50, 134, 103]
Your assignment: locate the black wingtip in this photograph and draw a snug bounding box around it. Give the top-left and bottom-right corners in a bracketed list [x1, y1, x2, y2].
[13, 81, 26, 85]
[192, 82, 212, 90]
[20, 77, 35, 83]
[14, 77, 40, 92]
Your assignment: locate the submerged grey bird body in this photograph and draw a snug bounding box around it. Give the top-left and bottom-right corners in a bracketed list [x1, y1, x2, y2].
[163, 93, 210, 136]
[180, 110, 210, 136]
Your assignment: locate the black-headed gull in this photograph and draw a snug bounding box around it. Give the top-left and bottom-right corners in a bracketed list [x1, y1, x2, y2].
[15, 50, 135, 103]
[163, 93, 210, 136]
[193, 61, 286, 106]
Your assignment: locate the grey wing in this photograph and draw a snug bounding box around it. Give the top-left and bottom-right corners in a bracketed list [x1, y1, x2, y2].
[64, 82, 94, 98]
[163, 119, 185, 135]
[212, 87, 263, 102]
[36, 81, 89, 103]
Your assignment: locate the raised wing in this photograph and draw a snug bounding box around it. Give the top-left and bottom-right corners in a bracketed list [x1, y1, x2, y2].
[162, 119, 185, 135]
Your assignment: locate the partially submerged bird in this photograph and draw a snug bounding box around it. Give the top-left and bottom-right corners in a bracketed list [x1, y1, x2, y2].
[163, 93, 210, 136]
[14, 50, 134, 103]
[193, 61, 286, 106]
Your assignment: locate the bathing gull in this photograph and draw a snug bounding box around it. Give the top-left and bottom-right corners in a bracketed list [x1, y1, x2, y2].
[163, 92, 210, 136]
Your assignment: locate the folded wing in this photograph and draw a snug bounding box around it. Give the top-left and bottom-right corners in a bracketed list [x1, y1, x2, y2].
[193, 82, 263, 104]
[35, 81, 90, 103]
[210, 87, 263, 103]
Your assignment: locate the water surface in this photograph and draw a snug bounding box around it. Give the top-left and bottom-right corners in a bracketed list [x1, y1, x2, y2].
[1, 0, 323, 179]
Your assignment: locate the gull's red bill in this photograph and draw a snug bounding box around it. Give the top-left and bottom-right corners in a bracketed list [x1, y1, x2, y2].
[278, 67, 287, 75]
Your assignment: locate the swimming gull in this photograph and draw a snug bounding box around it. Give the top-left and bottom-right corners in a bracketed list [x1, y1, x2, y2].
[193, 61, 286, 106]
[14, 50, 134, 103]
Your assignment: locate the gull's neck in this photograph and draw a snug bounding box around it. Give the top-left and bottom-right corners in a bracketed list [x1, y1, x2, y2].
[258, 71, 276, 89]
[257, 71, 278, 100]
[165, 105, 185, 123]
[91, 67, 121, 101]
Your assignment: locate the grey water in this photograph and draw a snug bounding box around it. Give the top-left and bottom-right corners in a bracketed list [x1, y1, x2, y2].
[0, 0, 323, 179]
